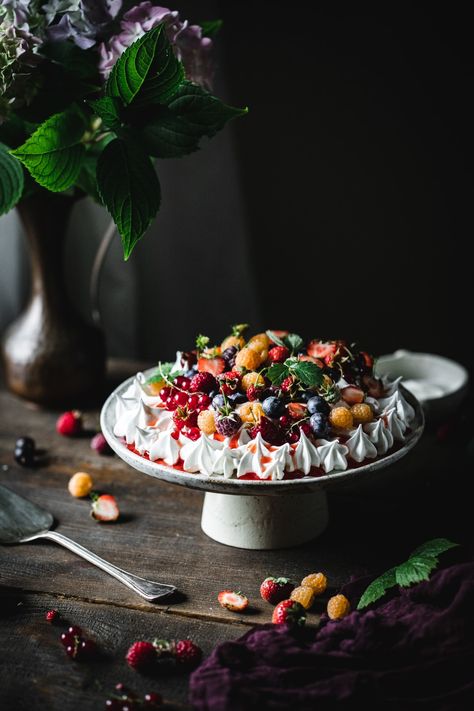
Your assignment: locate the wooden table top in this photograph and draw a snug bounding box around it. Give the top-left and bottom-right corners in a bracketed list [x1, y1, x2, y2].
[0, 361, 472, 710]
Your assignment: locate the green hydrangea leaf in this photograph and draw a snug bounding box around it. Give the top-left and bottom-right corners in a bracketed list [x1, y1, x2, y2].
[409, 538, 459, 560]
[106, 23, 184, 108]
[89, 97, 123, 131]
[11, 110, 85, 192]
[395, 556, 438, 587]
[357, 567, 398, 610]
[97, 137, 161, 260]
[0, 142, 24, 215]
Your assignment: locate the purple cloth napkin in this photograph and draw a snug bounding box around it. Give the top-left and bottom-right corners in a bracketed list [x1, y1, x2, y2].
[190, 561, 474, 710]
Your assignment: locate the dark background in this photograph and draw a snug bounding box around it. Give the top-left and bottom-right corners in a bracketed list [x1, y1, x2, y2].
[202, 2, 473, 368]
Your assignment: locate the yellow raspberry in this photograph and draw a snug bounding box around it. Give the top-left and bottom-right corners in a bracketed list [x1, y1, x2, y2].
[301, 572, 327, 596]
[235, 348, 261, 371]
[351, 403, 373, 424]
[329, 407, 354, 430]
[68, 472, 93, 498]
[221, 335, 245, 350]
[241, 372, 265, 390]
[247, 333, 270, 350]
[238, 401, 264, 424]
[290, 585, 315, 610]
[197, 409, 216, 434]
[327, 594, 351, 620]
[147, 379, 166, 395]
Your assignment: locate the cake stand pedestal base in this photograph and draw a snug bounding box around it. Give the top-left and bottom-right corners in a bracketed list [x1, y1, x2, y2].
[201, 489, 329, 550]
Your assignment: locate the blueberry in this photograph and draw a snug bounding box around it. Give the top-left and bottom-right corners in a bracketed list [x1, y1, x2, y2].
[298, 391, 314, 403]
[15, 436, 35, 452]
[307, 396, 330, 416]
[309, 413, 330, 438]
[228, 392, 246, 405]
[212, 394, 225, 410]
[14, 447, 35, 466]
[262, 396, 286, 419]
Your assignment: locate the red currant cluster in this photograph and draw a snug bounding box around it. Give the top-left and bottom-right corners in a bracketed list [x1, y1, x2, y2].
[106, 683, 162, 710]
[159, 373, 215, 441]
[60, 624, 98, 661]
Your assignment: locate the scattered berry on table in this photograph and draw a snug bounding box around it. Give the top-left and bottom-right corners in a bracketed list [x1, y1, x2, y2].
[91, 494, 119, 522]
[90, 432, 111, 455]
[341, 386, 364, 405]
[290, 585, 315, 610]
[143, 691, 163, 706]
[14, 446, 35, 467]
[15, 436, 35, 452]
[68, 472, 93, 498]
[329, 407, 354, 430]
[197, 356, 225, 377]
[307, 396, 330, 416]
[309, 412, 330, 438]
[351, 403, 373, 423]
[301, 572, 327, 595]
[260, 577, 295, 604]
[262, 396, 286, 419]
[56, 410, 82, 436]
[327, 594, 351, 620]
[189, 372, 218, 394]
[218, 590, 249, 612]
[173, 639, 203, 667]
[76, 638, 98, 660]
[216, 413, 242, 437]
[268, 345, 290, 363]
[272, 599, 306, 626]
[126, 641, 157, 670]
[61, 625, 97, 661]
[197, 409, 216, 434]
[238, 401, 264, 424]
[241, 371, 265, 390]
[45, 609, 59, 622]
[235, 347, 261, 371]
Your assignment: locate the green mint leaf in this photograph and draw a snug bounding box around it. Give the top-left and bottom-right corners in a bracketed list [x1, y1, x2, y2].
[266, 363, 289, 386]
[266, 330, 287, 348]
[141, 82, 247, 158]
[96, 137, 161, 260]
[232, 323, 249, 337]
[395, 556, 438, 587]
[106, 23, 184, 107]
[11, 110, 86, 192]
[291, 361, 324, 387]
[286, 333, 304, 353]
[196, 334, 210, 351]
[0, 143, 24, 215]
[409, 538, 459, 560]
[89, 97, 123, 131]
[155, 361, 183, 384]
[357, 567, 397, 610]
[200, 19, 223, 37]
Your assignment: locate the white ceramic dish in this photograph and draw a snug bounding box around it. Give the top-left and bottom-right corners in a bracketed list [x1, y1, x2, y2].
[101, 374, 424, 549]
[375, 350, 469, 421]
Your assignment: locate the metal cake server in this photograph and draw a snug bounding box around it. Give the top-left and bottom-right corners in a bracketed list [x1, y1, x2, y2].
[0, 485, 176, 601]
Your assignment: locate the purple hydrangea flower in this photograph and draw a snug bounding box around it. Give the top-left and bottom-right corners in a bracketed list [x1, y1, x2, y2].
[43, 1, 122, 49]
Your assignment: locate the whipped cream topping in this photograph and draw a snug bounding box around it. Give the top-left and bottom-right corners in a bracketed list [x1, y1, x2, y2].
[237, 433, 272, 479]
[113, 395, 154, 444]
[264, 443, 293, 480]
[149, 429, 180, 465]
[346, 424, 378, 462]
[316, 438, 349, 473]
[212, 439, 241, 478]
[181, 435, 222, 474]
[288, 430, 321, 474]
[364, 418, 394, 454]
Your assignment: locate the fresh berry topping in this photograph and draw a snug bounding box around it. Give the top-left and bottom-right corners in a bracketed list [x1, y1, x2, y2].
[91, 494, 119, 522]
[309, 413, 330, 438]
[351, 403, 373, 423]
[56, 410, 82, 436]
[327, 594, 351, 620]
[159, 386, 171, 402]
[237, 401, 264, 424]
[216, 413, 242, 437]
[250, 416, 283, 445]
[197, 357, 225, 377]
[15, 436, 35, 452]
[217, 370, 242, 395]
[217, 590, 249, 612]
[197, 409, 216, 434]
[45, 609, 58, 622]
[279, 415, 292, 428]
[300, 422, 312, 436]
[190, 372, 218, 393]
[329, 407, 354, 430]
[173, 391, 189, 408]
[260, 577, 295, 604]
[197, 393, 211, 409]
[272, 599, 306, 626]
[268, 345, 290, 363]
[90, 432, 111, 455]
[68, 471, 93, 498]
[126, 641, 157, 670]
[173, 406, 198, 430]
[307, 396, 330, 416]
[290, 585, 315, 610]
[173, 639, 202, 667]
[241, 371, 266, 390]
[301, 572, 327, 595]
[262, 396, 286, 419]
[181, 426, 201, 441]
[287, 402, 307, 420]
[174, 375, 191, 390]
[280, 376, 295, 392]
[246, 385, 264, 401]
[221, 346, 238, 369]
[340, 386, 364, 405]
[235, 347, 262, 371]
[211, 393, 225, 410]
[362, 375, 385, 398]
[307, 340, 337, 359]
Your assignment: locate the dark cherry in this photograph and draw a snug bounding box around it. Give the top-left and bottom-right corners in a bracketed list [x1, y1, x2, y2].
[15, 436, 35, 452]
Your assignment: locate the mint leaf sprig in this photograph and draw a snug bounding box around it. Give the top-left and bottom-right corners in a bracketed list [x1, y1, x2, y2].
[266, 331, 304, 355]
[357, 538, 459, 610]
[266, 357, 324, 389]
[147, 361, 184, 388]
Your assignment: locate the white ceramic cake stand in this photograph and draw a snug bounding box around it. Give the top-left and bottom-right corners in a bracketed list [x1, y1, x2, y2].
[101, 377, 424, 550]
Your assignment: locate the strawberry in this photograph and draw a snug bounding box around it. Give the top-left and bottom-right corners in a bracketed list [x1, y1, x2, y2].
[268, 330, 289, 345]
[56, 410, 82, 436]
[173, 639, 202, 667]
[197, 356, 225, 377]
[217, 370, 242, 395]
[91, 494, 119, 522]
[260, 577, 295, 604]
[268, 346, 290, 363]
[287, 402, 307, 419]
[307, 340, 337, 360]
[298, 354, 324, 368]
[272, 599, 306, 626]
[217, 590, 249, 612]
[340, 386, 364, 405]
[125, 641, 157, 670]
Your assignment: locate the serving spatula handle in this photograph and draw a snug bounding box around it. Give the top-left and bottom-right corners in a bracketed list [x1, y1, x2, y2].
[32, 530, 176, 601]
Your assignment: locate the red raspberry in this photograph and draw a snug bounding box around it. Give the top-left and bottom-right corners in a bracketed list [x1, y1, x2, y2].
[189, 372, 217, 394]
[246, 385, 264, 401]
[268, 346, 290, 363]
[125, 641, 157, 670]
[56, 410, 82, 436]
[173, 639, 202, 668]
[272, 599, 306, 626]
[280, 376, 295, 392]
[250, 416, 283, 445]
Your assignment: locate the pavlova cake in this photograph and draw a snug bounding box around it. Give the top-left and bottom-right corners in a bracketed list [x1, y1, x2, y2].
[113, 326, 416, 480]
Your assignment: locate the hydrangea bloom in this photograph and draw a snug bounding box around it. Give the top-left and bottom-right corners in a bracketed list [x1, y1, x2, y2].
[43, 0, 122, 49]
[98, 2, 214, 89]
